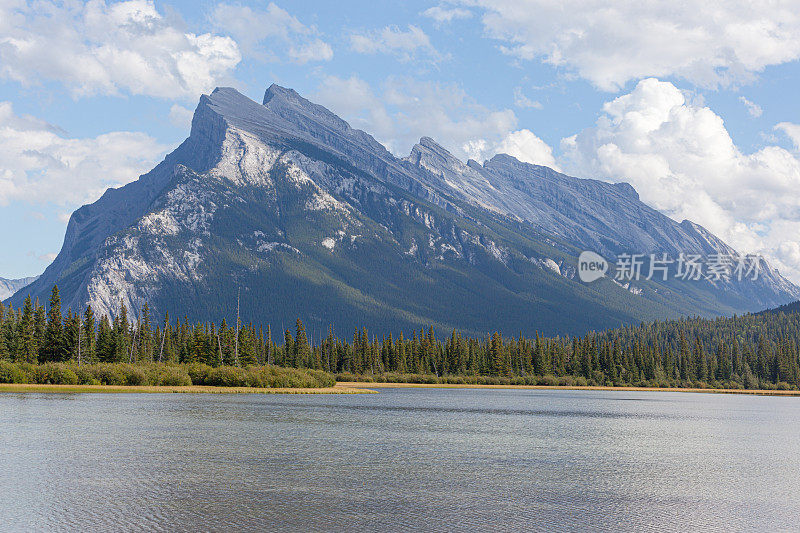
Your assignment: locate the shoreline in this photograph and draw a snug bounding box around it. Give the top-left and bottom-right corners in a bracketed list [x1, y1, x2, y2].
[2, 382, 799, 396]
[338, 381, 800, 396]
[0, 383, 375, 394]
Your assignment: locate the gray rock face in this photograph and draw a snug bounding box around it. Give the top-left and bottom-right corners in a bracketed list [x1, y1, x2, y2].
[0, 276, 38, 300]
[408, 137, 721, 257]
[405, 137, 800, 307]
[6, 85, 799, 336]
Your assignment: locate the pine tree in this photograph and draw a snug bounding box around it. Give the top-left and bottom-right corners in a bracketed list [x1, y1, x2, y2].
[294, 319, 311, 368]
[63, 308, 80, 362]
[114, 302, 130, 362]
[284, 329, 294, 367]
[42, 285, 65, 362]
[490, 331, 510, 376]
[0, 303, 8, 360]
[83, 306, 96, 363]
[19, 296, 37, 363]
[33, 299, 46, 361]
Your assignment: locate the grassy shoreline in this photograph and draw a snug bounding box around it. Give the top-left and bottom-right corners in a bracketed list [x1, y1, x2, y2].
[0, 382, 374, 394]
[4, 381, 800, 396]
[338, 381, 800, 396]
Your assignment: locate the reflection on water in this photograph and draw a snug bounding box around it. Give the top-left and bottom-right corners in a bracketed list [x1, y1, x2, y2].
[2, 389, 799, 532]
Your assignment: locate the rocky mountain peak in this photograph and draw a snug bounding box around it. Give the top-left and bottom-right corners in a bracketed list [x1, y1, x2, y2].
[8, 82, 799, 334]
[407, 136, 467, 172]
[261, 83, 356, 137]
[262, 83, 301, 105]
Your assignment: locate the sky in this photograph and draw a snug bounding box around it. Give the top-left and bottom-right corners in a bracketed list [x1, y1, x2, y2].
[2, 0, 800, 282]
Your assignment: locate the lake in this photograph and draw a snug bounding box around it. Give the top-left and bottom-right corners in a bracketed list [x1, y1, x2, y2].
[1, 388, 799, 531]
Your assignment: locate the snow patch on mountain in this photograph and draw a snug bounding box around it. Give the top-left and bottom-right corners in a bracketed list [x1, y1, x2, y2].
[209, 128, 281, 187]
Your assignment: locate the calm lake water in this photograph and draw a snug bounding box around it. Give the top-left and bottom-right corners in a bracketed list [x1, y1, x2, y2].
[2, 388, 800, 532]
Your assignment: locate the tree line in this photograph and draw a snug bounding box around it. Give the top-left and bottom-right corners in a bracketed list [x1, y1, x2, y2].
[3, 285, 800, 389]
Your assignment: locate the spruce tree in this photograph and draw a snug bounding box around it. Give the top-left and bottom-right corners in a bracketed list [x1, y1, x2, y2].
[19, 296, 37, 363]
[42, 285, 65, 362]
[96, 315, 114, 362]
[294, 319, 311, 368]
[83, 306, 96, 363]
[33, 298, 46, 360]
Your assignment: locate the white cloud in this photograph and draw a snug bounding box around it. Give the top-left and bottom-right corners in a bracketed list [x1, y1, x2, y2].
[495, 129, 559, 169]
[350, 25, 441, 62]
[739, 96, 763, 117]
[288, 39, 333, 64]
[463, 0, 800, 90]
[0, 0, 241, 100]
[211, 3, 332, 64]
[513, 87, 542, 109]
[561, 78, 800, 281]
[168, 104, 194, 130]
[422, 5, 472, 23]
[776, 122, 800, 150]
[313, 75, 517, 162]
[0, 101, 170, 207]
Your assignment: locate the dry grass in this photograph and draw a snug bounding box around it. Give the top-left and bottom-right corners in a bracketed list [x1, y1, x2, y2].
[337, 381, 800, 396]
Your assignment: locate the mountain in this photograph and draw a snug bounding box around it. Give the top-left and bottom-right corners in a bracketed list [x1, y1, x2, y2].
[6, 85, 800, 337]
[0, 276, 38, 300]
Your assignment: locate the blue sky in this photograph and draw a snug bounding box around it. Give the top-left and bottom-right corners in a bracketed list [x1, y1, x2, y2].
[2, 0, 800, 280]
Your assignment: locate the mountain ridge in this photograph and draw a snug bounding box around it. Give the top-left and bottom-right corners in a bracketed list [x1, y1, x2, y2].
[0, 276, 38, 300]
[6, 84, 799, 337]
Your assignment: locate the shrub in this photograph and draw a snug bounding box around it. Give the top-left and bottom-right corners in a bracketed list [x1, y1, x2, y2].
[89, 364, 126, 385]
[256, 365, 335, 388]
[307, 369, 335, 388]
[118, 364, 147, 386]
[205, 366, 249, 387]
[0, 361, 331, 389]
[35, 363, 79, 385]
[335, 372, 372, 383]
[538, 374, 560, 386]
[0, 361, 29, 383]
[72, 365, 99, 385]
[155, 366, 192, 386]
[572, 376, 588, 387]
[185, 363, 212, 386]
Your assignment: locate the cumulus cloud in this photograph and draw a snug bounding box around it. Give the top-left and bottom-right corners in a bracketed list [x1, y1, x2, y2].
[422, 5, 473, 23]
[739, 96, 763, 117]
[495, 130, 559, 169]
[0, 0, 241, 99]
[0, 101, 169, 207]
[560, 78, 800, 280]
[349, 25, 441, 62]
[313, 75, 517, 163]
[463, 0, 800, 90]
[211, 3, 332, 64]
